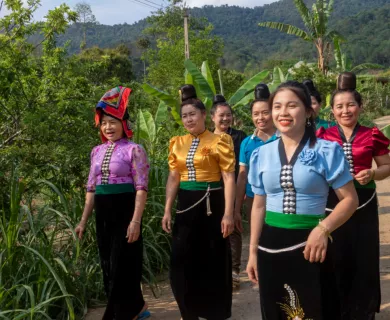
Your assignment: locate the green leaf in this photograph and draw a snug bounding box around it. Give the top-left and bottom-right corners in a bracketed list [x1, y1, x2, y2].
[142, 83, 181, 123]
[184, 70, 193, 85]
[229, 70, 269, 106]
[138, 109, 156, 142]
[351, 63, 384, 73]
[218, 69, 224, 96]
[184, 59, 214, 101]
[154, 101, 168, 125]
[258, 22, 311, 41]
[21, 245, 75, 320]
[201, 61, 216, 94]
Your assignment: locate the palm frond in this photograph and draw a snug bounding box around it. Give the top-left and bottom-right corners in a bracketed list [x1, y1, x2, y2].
[258, 22, 311, 41]
[293, 0, 315, 35]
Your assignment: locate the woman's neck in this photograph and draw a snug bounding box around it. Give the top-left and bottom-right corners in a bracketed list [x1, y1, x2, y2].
[256, 127, 276, 141]
[192, 128, 207, 137]
[214, 127, 229, 135]
[281, 130, 305, 148]
[339, 123, 358, 140]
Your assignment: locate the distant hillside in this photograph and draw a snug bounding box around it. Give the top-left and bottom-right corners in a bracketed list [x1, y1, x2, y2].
[54, 0, 390, 72]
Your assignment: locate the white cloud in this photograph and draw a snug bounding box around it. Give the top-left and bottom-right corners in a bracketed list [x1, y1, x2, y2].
[1, 0, 277, 25]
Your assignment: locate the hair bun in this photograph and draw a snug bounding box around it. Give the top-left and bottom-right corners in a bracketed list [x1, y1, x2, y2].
[337, 72, 356, 91]
[254, 83, 270, 100]
[213, 94, 226, 105]
[180, 84, 197, 102]
[302, 79, 317, 93]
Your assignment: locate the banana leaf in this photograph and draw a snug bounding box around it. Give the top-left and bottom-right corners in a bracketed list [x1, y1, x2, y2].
[184, 59, 214, 101]
[142, 83, 181, 123]
[381, 124, 390, 142]
[229, 70, 269, 106]
[201, 61, 216, 95]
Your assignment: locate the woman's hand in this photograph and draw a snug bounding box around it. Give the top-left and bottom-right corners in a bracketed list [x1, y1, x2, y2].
[75, 221, 87, 240]
[353, 169, 374, 185]
[234, 212, 243, 233]
[303, 226, 328, 263]
[126, 221, 141, 243]
[246, 254, 258, 284]
[162, 212, 172, 233]
[221, 214, 234, 238]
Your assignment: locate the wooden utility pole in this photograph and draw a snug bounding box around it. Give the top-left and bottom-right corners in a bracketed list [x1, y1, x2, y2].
[183, 8, 190, 60]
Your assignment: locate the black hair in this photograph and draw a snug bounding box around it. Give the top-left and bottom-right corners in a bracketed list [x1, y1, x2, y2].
[179, 84, 206, 116]
[210, 94, 232, 116]
[250, 83, 271, 112]
[330, 72, 362, 107]
[269, 81, 317, 147]
[303, 79, 322, 104]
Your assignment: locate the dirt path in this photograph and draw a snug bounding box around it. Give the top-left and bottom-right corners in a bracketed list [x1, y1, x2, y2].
[86, 117, 390, 320]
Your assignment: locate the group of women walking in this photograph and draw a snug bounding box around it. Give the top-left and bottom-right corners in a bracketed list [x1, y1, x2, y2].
[75, 71, 390, 320]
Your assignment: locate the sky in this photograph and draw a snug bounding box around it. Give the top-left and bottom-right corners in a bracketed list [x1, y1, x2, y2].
[0, 0, 277, 25]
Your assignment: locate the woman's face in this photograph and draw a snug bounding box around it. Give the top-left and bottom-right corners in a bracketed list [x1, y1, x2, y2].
[332, 92, 361, 127]
[211, 105, 233, 132]
[252, 101, 273, 132]
[181, 104, 206, 135]
[100, 114, 124, 142]
[272, 89, 308, 137]
[311, 96, 321, 116]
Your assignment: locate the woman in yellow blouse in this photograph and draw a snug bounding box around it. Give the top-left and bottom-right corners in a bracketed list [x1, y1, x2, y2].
[162, 84, 235, 320]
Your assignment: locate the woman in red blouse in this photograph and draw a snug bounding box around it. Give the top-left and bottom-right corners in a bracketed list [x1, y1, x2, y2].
[317, 72, 390, 319]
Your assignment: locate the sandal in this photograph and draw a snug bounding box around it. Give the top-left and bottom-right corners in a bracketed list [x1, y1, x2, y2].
[137, 310, 151, 320]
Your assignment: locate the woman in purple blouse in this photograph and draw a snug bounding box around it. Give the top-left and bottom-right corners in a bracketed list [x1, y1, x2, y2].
[75, 87, 151, 320]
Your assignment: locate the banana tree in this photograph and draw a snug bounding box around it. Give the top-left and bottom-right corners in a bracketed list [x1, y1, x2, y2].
[142, 59, 270, 125]
[135, 101, 169, 157]
[259, 0, 343, 74]
[334, 38, 383, 73]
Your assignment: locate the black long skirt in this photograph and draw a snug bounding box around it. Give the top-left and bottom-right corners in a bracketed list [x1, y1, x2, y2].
[94, 192, 144, 320]
[258, 224, 341, 320]
[327, 187, 380, 319]
[170, 189, 232, 320]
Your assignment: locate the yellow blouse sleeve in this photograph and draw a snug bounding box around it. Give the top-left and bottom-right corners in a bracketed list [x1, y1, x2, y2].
[168, 136, 178, 171]
[216, 133, 235, 172]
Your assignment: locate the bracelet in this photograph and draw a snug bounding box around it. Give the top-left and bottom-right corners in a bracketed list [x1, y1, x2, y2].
[131, 220, 141, 225]
[317, 222, 333, 243]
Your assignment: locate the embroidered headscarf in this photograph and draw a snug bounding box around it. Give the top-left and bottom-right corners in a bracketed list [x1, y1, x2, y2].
[95, 86, 133, 142]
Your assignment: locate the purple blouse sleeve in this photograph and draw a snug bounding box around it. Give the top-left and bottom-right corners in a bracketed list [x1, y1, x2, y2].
[86, 147, 97, 192]
[131, 144, 150, 191]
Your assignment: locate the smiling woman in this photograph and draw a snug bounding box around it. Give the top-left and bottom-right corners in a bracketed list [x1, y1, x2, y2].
[247, 81, 358, 319]
[75, 86, 151, 320]
[162, 84, 236, 320]
[318, 72, 390, 319]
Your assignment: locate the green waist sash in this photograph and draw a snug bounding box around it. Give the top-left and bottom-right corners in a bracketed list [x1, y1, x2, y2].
[354, 180, 376, 189]
[95, 183, 135, 195]
[179, 181, 222, 191]
[265, 211, 325, 229]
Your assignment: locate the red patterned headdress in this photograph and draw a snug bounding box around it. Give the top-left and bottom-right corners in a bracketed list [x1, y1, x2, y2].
[95, 86, 133, 142]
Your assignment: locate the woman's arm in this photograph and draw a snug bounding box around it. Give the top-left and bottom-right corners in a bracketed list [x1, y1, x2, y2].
[126, 190, 147, 243]
[221, 171, 235, 238]
[304, 181, 358, 263]
[354, 154, 390, 185]
[246, 194, 266, 284]
[234, 166, 248, 216]
[162, 170, 180, 233]
[234, 165, 248, 232]
[75, 192, 95, 240]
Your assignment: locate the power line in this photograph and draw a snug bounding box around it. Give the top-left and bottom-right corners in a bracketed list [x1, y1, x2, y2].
[140, 0, 165, 7]
[128, 0, 162, 10]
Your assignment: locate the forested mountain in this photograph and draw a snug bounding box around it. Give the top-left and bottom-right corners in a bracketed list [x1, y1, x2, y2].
[55, 0, 390, 72]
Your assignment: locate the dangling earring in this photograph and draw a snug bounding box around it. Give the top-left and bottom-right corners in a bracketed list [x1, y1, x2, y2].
[306, 118, 311, 127]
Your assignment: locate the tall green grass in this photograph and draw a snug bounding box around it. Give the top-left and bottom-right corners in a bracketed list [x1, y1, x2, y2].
[0, 164, 171, 319]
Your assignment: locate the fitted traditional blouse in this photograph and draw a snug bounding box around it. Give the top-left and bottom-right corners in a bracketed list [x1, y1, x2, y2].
[86, 138, 149, 192]
[317, 125, 390, 175]
[168, 130, 235, 182]
[239, 131, 279, 198]
[248, 138, 352, 215]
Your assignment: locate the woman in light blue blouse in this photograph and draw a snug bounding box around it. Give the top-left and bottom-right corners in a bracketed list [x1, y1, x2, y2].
[235, 83, 277, 228]
[246, 81, 358, 319]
